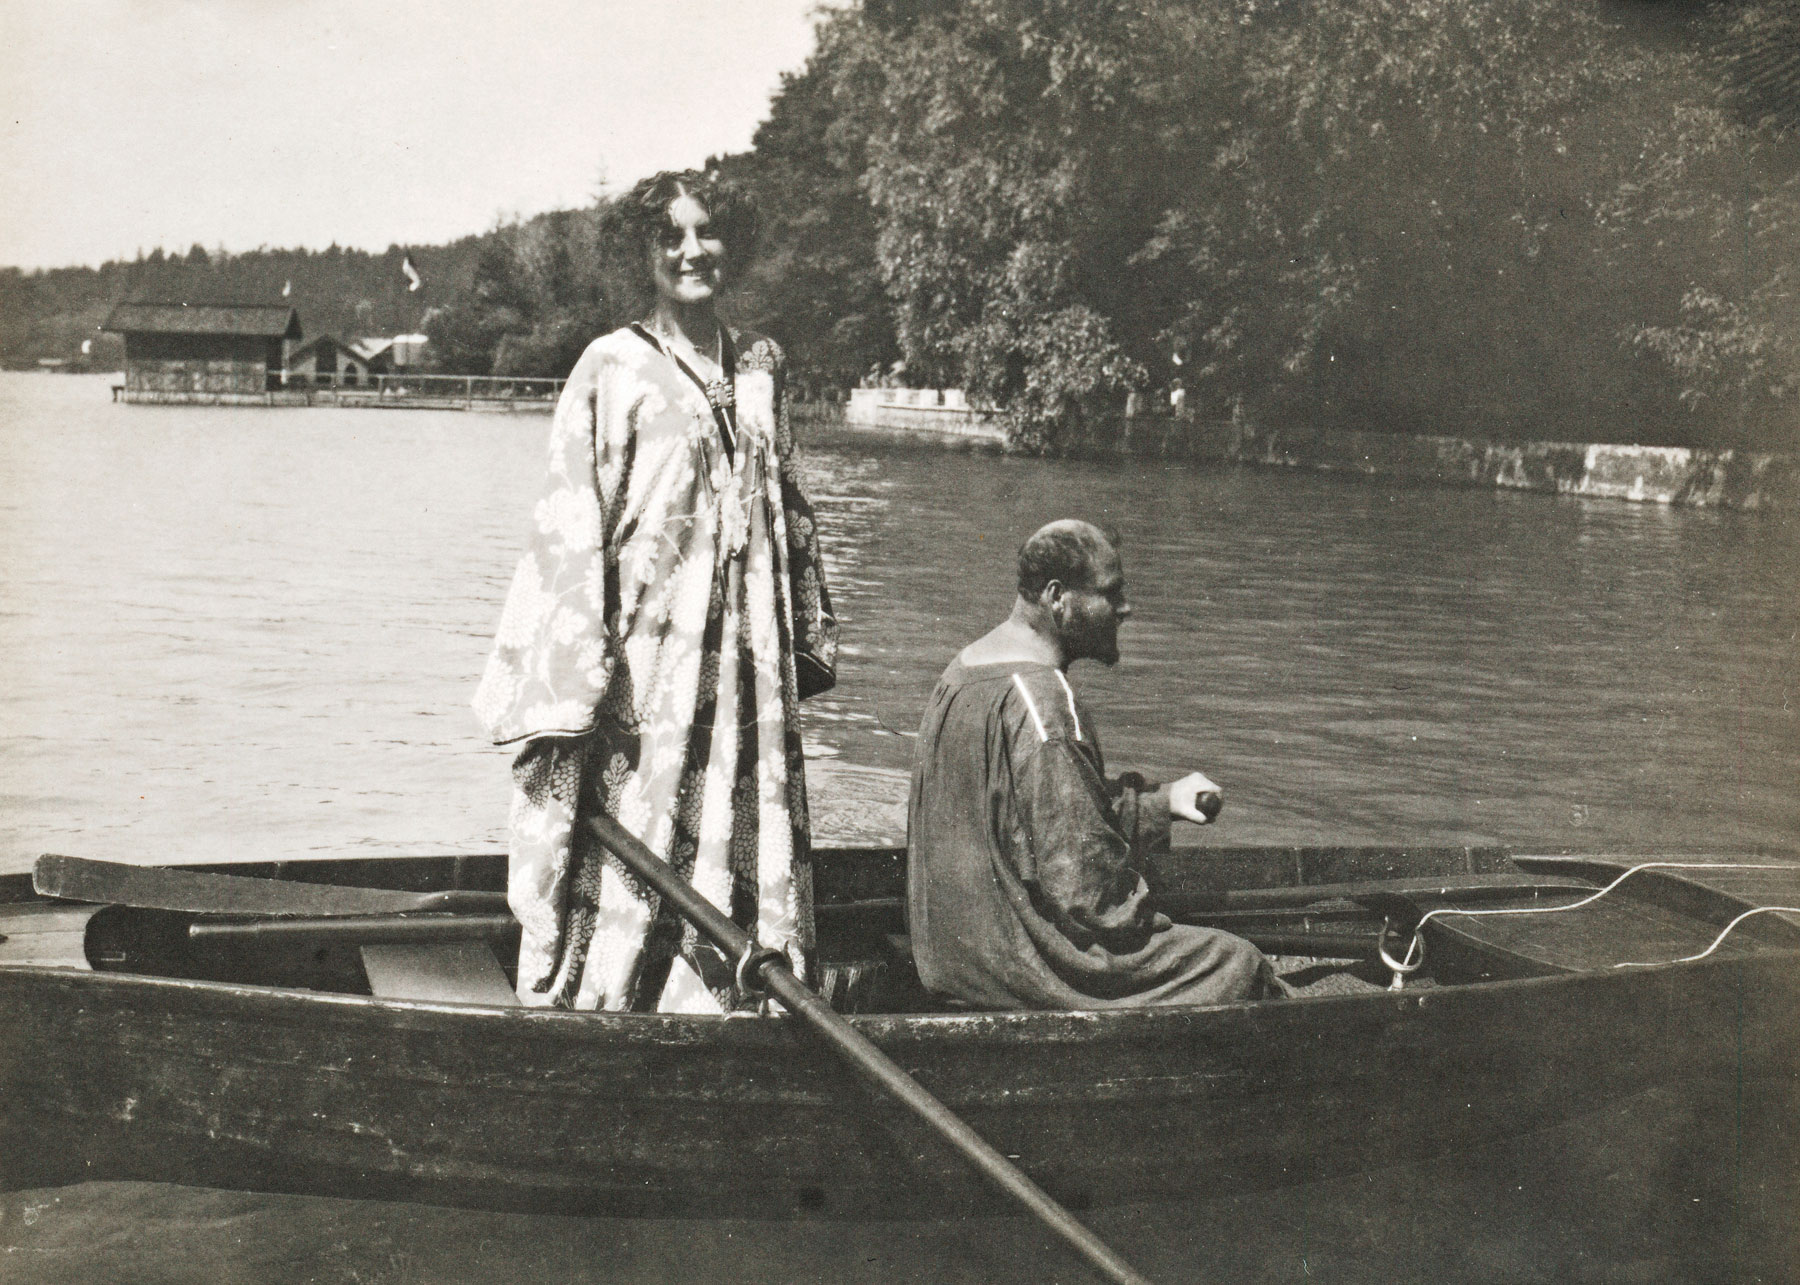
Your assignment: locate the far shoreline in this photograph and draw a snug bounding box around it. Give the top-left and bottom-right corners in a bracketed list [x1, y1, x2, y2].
[835, 388, 1800, 512]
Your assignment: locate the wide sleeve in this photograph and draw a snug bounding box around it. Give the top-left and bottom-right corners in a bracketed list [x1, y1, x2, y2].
[506, 735, 590, 997]
[763, 342, 838, 699]
[1011, 738, 1170, 952]
[472, 342, 625, 744]
[1108, 772, 1172, 858]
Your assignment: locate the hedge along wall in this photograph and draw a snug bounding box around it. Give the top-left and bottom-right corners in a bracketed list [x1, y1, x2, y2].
[843, 390, 1800, 510]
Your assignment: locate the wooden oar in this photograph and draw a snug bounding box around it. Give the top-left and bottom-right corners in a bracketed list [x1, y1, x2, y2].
[184, 910, 1378, 962]
[39, 854, 1580, 927]
[33, 854, 508, 917]
[584, 812, 1157, 1285]
[816, 874, 1590, 925]
[187, 913, 519, 945]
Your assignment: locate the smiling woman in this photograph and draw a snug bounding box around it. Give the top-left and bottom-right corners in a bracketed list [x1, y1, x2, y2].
[471, 169, 839, 1013]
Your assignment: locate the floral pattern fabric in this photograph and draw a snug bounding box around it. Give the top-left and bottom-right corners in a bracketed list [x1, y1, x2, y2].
[473, 326, 836, 1012]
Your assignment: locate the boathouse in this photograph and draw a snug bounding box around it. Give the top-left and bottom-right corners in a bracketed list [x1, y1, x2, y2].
[286, 335, 370, 387]
[102, 302, 302, 402]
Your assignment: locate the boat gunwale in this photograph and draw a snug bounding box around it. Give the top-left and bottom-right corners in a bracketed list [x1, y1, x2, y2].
[5, 936, 1798, 1046]
[6, 847, 1798, 1043]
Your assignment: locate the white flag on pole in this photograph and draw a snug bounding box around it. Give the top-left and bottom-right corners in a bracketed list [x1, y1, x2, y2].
[402, 253, 423, 293]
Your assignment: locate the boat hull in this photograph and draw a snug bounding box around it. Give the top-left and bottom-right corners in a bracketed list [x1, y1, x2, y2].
[3, 950, 1794, 1217]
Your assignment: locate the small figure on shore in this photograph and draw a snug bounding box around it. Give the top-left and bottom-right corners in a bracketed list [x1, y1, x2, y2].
[1168, 379, 1188, 419]
[473, 169, 837, 1012]
[907, 520, 1282, 1010]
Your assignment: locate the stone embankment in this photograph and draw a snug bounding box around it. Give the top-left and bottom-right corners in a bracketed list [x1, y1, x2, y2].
[842, 389, 1798, 510]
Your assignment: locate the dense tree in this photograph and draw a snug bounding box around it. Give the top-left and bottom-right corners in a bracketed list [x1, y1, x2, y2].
[812, 0, 1169, 443]
[720, 30, 897, 394]
[1620, 1, 1800, 437]
[757, 0, 1798, 449]
[1136, 2, 1682, 434]
[424, 209, 628, 377]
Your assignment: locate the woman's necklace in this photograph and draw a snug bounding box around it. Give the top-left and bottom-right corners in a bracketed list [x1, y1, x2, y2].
[647, 318, 733, 411]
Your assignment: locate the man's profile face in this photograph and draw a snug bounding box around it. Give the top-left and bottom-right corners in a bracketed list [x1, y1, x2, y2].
[1057, 548, 1130, 667]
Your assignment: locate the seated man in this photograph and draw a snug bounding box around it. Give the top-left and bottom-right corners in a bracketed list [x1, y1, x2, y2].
[907, 520, 1281, 1010]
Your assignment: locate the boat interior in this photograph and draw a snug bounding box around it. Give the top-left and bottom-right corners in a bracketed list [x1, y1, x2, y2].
[4, 846, 1798, 1011]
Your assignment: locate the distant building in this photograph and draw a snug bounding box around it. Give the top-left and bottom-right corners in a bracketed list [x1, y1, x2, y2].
[102, 302, 302, 401]
[348, 337, 393, 376]
[349, 333, 430, 375]
[286, 334, 370, 387]
[391, 333, 430, 368]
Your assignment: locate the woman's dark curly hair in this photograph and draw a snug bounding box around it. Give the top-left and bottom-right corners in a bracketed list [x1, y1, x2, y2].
[602, 168, 759, 300]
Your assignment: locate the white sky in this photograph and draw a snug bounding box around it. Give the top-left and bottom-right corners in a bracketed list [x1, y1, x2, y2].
[0, 0, 827, 269]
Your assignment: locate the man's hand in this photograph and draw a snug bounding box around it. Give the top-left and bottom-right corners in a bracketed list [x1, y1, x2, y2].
[1169, 771, 1223, 824]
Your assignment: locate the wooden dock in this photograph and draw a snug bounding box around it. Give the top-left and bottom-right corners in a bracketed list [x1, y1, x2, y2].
[113, 372, 565, 412]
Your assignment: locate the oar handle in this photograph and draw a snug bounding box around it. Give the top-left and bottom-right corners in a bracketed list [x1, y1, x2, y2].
[584, 811, 1159, 1285]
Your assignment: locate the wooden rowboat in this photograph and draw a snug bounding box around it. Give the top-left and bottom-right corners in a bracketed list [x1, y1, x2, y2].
[2, 844, 1796, 1219]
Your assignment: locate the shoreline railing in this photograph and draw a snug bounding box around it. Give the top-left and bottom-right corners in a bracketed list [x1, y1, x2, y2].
[114, 370, 566, 410]
[281, 372, 566, 401]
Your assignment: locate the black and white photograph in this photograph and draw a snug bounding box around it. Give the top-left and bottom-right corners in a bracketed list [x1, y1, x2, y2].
[2, 2, 1796, 1281]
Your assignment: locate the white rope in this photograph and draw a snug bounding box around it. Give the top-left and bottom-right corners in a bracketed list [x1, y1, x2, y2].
[1388, 861, 1799, 975]
[1613, 904, 1800, 968]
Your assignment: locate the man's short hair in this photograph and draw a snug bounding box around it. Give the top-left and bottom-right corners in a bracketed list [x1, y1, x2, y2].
[1017, 523, 1113, 598]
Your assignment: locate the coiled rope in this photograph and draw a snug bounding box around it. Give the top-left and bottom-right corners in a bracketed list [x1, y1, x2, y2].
[1380, 861, 1800, 986]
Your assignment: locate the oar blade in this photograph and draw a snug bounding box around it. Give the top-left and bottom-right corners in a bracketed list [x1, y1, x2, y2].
[32, 854, 505, 918]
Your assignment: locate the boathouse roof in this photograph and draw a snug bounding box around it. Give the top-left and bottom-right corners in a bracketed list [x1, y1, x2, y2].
[102, 302, 303, 340]
[288, 334, 354, 360]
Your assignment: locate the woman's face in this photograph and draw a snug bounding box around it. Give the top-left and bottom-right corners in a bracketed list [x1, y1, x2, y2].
[650, 193, 726, 308]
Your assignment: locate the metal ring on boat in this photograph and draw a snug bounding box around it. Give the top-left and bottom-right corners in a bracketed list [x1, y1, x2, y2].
[736, 942, 785, 997]
[1377, 921, 1426, 978]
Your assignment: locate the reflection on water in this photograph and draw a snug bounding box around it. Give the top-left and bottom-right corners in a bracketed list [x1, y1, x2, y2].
[1, 374, 1797, 866]
[2, 374, 1796, 1281]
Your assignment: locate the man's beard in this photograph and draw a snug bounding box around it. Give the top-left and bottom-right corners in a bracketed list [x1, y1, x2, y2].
[1062, 605, 1120, 666]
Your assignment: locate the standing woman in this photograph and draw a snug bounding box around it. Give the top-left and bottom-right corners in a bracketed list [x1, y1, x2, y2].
[473, 170, 837, 1011]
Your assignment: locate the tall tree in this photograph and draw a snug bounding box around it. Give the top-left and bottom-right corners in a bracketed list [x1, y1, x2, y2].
[723, 25, 898, 395]
[825, 0, 1167, 444]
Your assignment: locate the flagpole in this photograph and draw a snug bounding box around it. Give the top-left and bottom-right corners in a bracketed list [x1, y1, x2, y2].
[401, 251, 423, 337]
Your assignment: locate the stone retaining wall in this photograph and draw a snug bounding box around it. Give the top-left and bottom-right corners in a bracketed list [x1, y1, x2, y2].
[840, 390, 1798, 510]
[844, 387, 1007, 441]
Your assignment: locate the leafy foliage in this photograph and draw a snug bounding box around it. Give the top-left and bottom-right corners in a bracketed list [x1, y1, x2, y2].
[1614, 2, 1800, 430]
[776, 0, 1800, 448]
[426, 210, 622, 377]
[719, 32, 898, 395]
[819, 0, 1165, 441]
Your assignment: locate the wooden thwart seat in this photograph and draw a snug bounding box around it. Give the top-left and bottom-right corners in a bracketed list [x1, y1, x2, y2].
[0, 903, 100, 970]
[360, 942, 521, 1006]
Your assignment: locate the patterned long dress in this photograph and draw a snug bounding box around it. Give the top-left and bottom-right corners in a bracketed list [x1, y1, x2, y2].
[472, 326, 836, 1012]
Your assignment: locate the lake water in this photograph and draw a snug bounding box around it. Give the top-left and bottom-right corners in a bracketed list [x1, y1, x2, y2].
[2, 373, 1795, 872]
[2, 371, 1796, 1282]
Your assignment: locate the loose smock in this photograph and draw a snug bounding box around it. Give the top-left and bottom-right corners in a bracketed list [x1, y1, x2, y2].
[473, 326, 836, 1012]
[907, 659, 1276, 1010]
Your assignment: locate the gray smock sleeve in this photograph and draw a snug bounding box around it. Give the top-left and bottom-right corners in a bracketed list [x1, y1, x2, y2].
[1011, 738, 1173, 953]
